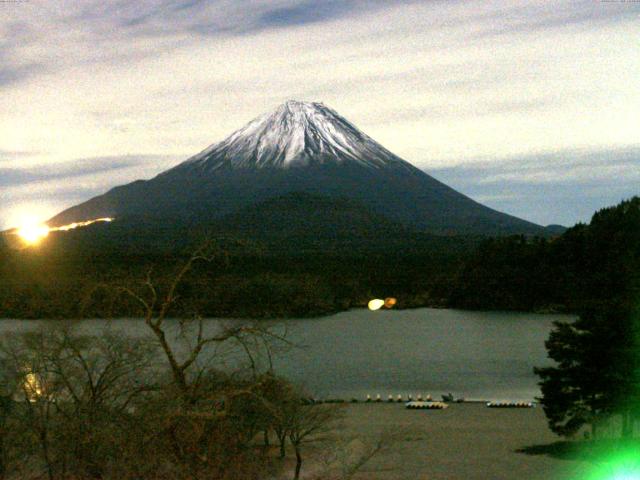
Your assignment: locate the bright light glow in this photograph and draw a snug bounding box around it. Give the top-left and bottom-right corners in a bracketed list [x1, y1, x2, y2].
[16, 223, 49, 245]
[595, 464, 640, 480]
[584, 444, 640, 480]
[12, 217, 114, 246]
[23, 372, 44, 402]
[384, 297, 397, 308]
[368, 299, 385, 311]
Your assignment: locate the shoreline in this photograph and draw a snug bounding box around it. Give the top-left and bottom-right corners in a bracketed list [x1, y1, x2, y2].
[0, 304, 575, 322]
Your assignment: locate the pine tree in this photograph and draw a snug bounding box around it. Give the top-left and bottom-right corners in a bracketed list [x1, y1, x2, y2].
[535, 197, 640, 439]
[535, 304, 640, 437]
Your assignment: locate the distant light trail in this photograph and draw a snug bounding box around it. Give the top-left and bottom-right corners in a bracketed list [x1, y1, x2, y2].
[50, 217, 113, 232]
[12, 217, 114, 246]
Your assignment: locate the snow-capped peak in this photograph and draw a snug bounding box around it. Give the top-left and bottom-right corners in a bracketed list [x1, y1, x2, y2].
[177, 100, 415, 172]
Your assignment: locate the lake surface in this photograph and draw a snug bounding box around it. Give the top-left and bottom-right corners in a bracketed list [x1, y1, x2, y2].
[0, 309, 571, 402]
[276, 309, 568, 401]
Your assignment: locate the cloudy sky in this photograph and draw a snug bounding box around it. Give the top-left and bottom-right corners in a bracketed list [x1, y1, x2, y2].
[1, 0, 638, 229]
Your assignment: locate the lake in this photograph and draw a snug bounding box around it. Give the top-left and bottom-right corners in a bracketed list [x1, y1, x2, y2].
[0, 308, 571, 402]
[276, 308, 568, 401]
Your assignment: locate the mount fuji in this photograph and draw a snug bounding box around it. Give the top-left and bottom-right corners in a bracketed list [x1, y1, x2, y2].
[49, 100, 543, 235]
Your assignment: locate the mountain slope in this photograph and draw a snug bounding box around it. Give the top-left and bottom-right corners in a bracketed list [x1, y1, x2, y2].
[49, 100, 543, 235]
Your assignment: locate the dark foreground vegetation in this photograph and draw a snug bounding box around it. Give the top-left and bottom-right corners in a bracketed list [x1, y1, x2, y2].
[0, 197, 637, 478]
[529, 196, 640, 475]
[452, 196, 640, 313]
[0, 250, 392, 479]
[1, 196, 639, 319]
[1, 192, 479, 319]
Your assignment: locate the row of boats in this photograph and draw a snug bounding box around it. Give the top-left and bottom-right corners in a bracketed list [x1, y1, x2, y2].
[311, 395, 536, 409]
[362, 394, 535, 410]
[365, 393, 463, 403]
[405, 400, 536, 410]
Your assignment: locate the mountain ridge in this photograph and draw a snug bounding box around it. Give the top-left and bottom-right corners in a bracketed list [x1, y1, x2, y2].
[48, 100, 544, 236]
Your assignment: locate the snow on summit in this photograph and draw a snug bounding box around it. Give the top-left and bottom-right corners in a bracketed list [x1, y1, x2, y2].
[179, 100, 415, 172]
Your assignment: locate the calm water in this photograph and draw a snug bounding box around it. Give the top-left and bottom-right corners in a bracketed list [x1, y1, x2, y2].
[0, 309, 571, 402]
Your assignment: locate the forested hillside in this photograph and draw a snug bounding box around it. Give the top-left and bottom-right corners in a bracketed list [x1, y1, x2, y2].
[450, 196, 640, 313]
[1, 196, 637, 319]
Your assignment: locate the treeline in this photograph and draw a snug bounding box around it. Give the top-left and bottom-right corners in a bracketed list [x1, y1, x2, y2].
[0, 224, 476, 319]
[533, 197, 640, 439]
[450, 196, 640, 313]
[1, 197, 637, 319]
[0, 243, 407, 479]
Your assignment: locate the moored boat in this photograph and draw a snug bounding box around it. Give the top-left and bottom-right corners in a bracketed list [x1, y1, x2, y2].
[405, 401, 448, 410]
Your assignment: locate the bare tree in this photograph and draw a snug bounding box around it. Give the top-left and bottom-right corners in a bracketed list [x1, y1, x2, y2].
[287, 402, 343, 480]
[111, 242, 292, 479]
[115, 243, 289, 402]
[312, 428, 407, 480]
[0, 242, 332, 480]
[0, 325, 157, 479]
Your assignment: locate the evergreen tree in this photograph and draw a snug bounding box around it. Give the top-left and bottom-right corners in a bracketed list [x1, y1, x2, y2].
[535, 197, 640, 438]
[535, 304, 640, 437]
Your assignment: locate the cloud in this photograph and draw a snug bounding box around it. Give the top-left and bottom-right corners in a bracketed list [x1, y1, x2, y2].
[0, 155, 169, 187]
[67, 0, 362, 38]
[366, 96, 558, 125]
[430, 146, 640, 226]
[0, 154, 181, 228]
[433, 146, 640, 185]
[3, 0, 637, 88]
[255, 1, 356, 29]
[0, 21, 43, 87]
[0, 62, 40, 87]
[78, 0, 423, 37]
[69, 0, 637, 41]
[0, 149, 40, 161]
[470, 1, 640, 39]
